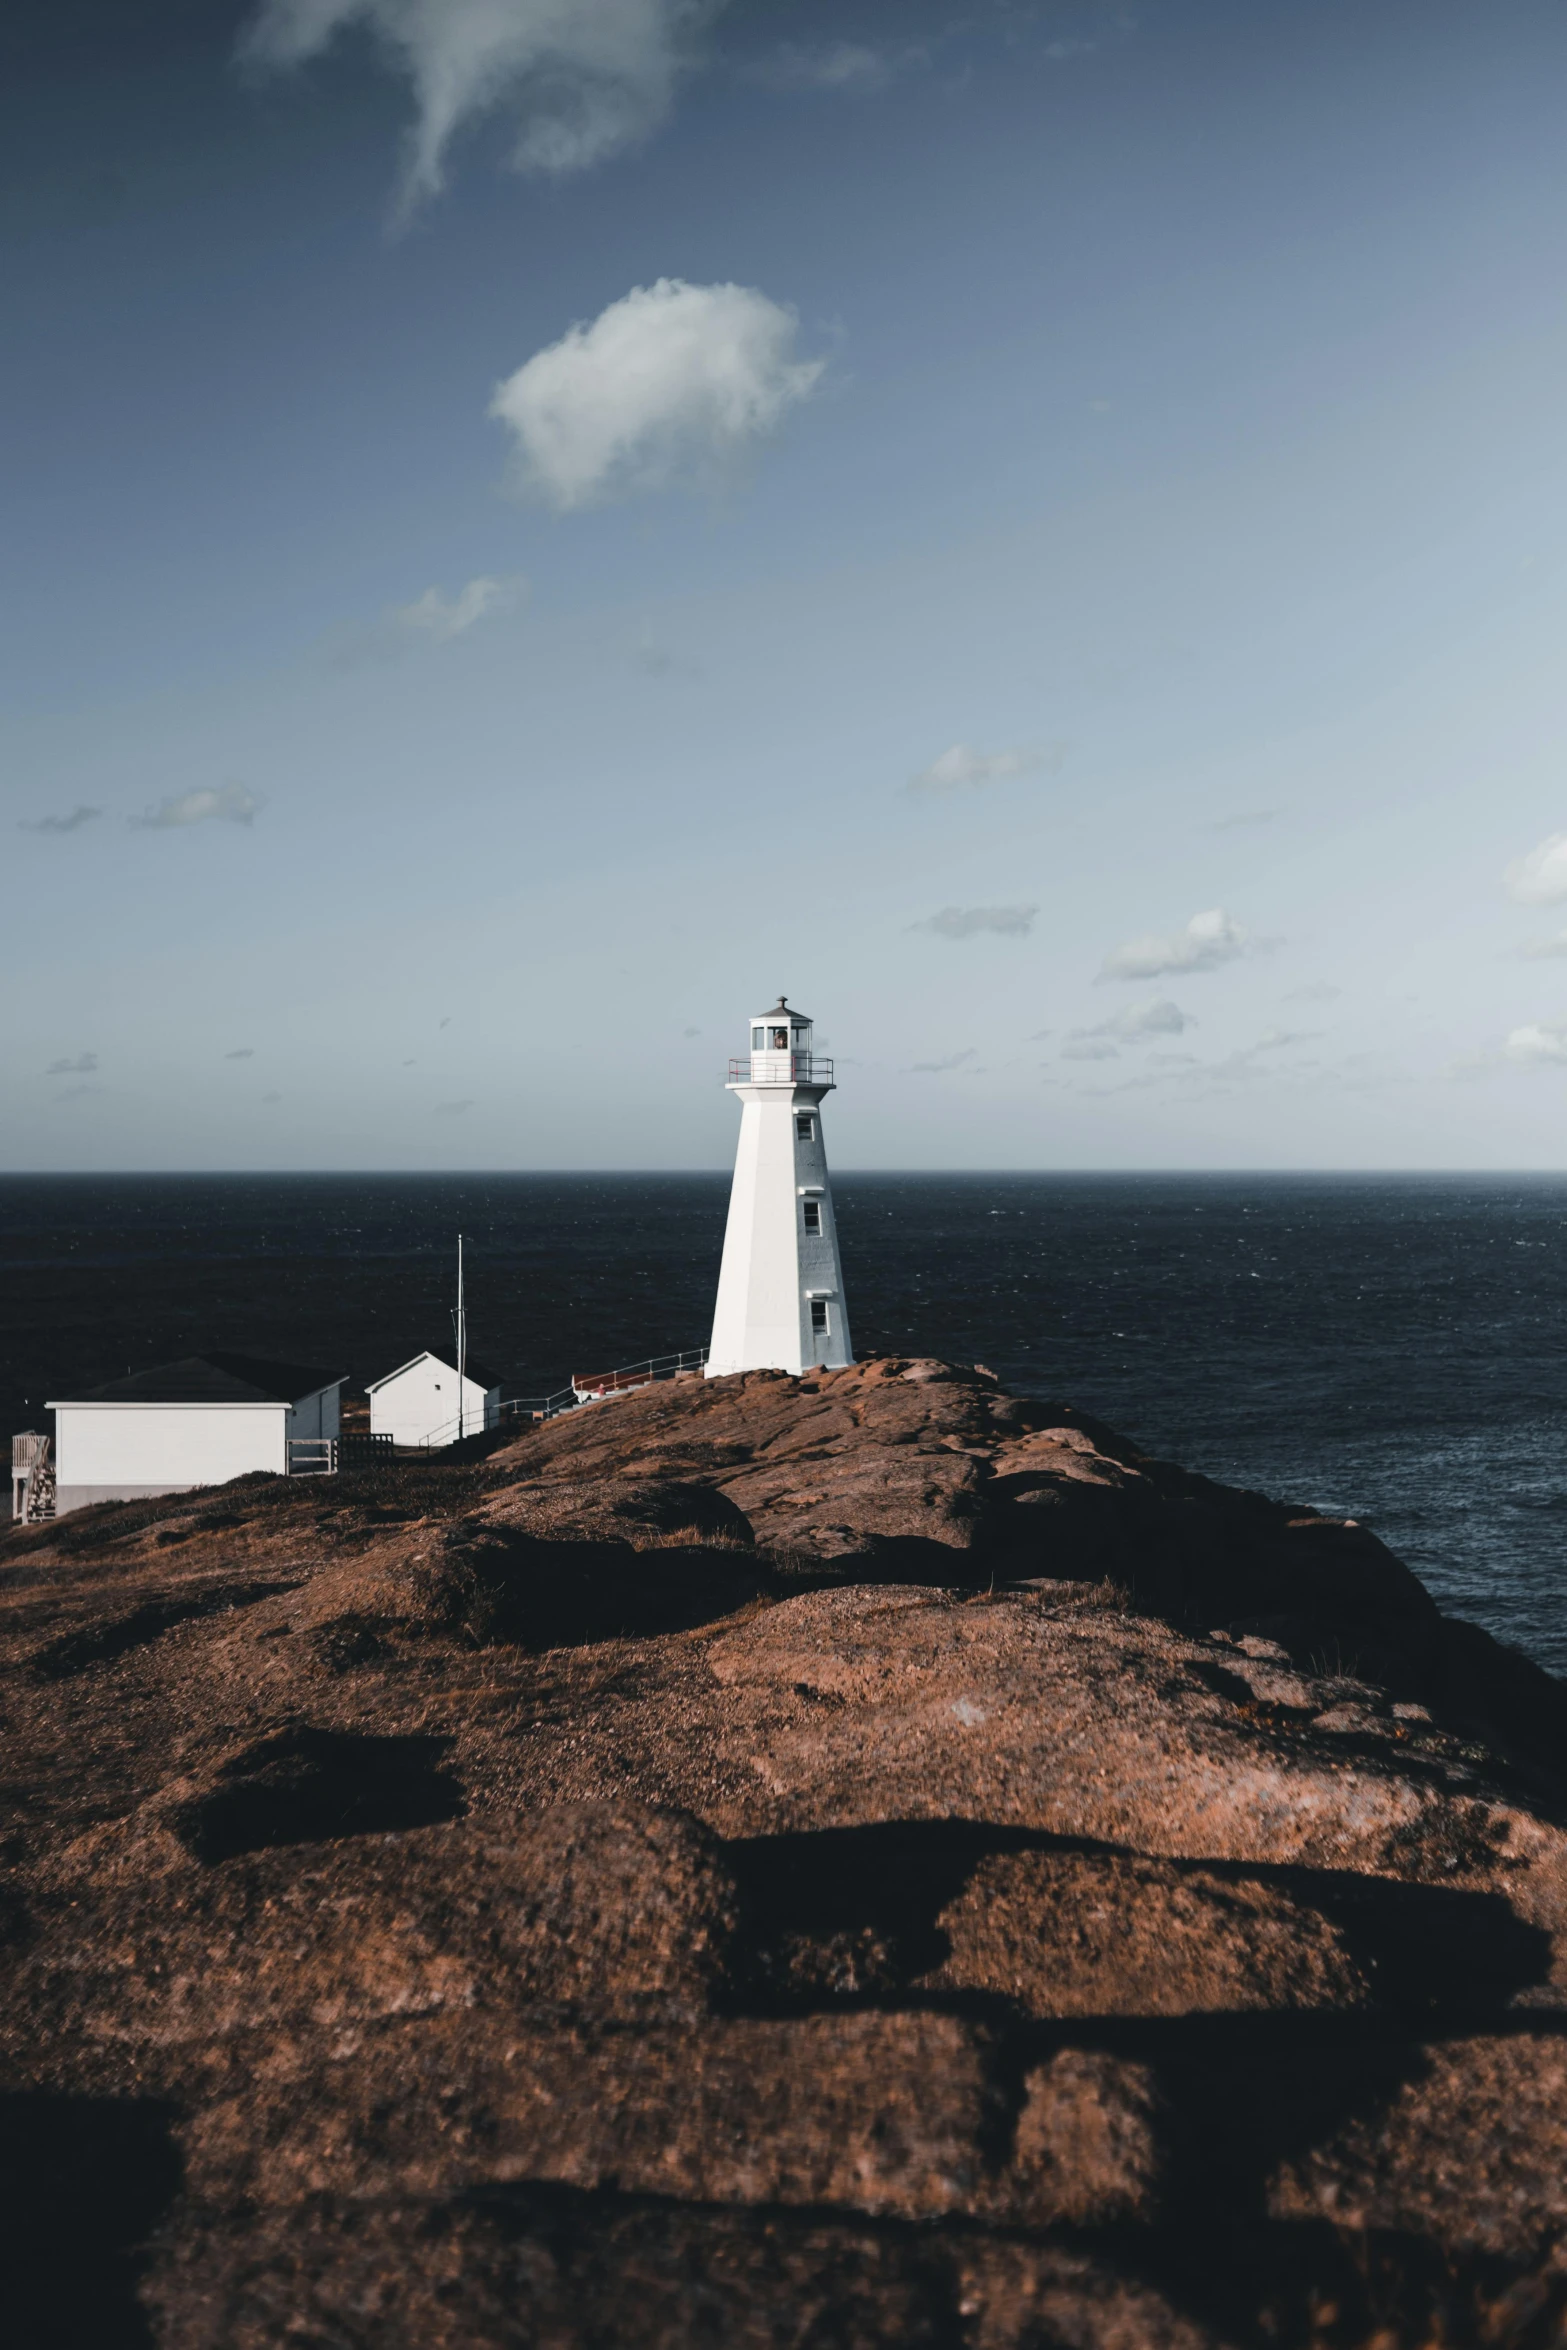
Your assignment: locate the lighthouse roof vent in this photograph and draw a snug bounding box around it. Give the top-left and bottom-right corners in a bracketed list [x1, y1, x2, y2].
[752, 996, 812, 1027]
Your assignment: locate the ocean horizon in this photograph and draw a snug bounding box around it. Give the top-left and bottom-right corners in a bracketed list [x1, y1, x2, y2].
[5, 1168, 1565, 1675]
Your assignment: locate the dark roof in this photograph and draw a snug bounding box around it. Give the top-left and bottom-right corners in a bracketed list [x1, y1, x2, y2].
[53, 1353, 346, 1407]
[752, 995, 811, 1027]
[364, 1348, 504, 1395]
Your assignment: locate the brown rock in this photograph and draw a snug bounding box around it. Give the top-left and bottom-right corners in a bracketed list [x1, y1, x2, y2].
[3, 1356, 1567, 2345]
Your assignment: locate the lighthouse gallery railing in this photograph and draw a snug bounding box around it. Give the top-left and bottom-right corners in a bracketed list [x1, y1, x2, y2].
[728, 1053, 833, 1084]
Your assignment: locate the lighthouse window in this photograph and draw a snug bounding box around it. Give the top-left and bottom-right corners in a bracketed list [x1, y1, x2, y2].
[803, 1199, 822, 1235]
[810, 1299, 829, 1334]
[751, 1026, 765, 1051]
[796, 1114, 814, 1140]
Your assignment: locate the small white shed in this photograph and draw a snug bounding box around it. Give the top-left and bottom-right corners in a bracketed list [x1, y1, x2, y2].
[365, 1349, 503, 1448]
[47, 1353, 346, 1517]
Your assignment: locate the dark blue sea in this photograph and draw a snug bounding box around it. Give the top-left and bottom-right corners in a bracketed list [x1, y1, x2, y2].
[3, 1174, 1564, 1676]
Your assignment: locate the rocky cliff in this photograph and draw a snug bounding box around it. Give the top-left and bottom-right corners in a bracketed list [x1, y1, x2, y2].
[3, 1357, 1566, 2348]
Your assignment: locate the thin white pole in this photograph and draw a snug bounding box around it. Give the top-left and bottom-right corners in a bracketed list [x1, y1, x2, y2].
[456, 1232, 466, 1441]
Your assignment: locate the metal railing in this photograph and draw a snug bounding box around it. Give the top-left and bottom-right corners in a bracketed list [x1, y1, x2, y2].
[11, 1431, 53, 1523]
[287, 1438, 338, 1476]
[416, 1346, 709, 1448]
[728, 1053, 833, 1086]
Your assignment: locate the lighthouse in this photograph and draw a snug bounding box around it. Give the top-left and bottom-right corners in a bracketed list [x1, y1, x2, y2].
[707, 998, 854, 1377]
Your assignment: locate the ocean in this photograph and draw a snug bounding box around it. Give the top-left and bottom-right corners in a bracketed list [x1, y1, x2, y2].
[3, 1172, 1564, 1675]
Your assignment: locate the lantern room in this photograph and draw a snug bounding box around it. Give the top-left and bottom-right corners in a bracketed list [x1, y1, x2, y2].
[736, 997, 828, 1087]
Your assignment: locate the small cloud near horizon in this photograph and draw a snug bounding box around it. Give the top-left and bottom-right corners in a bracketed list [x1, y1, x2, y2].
[907, 741, 1065, 796]
[19, 804, 102, 834]
[1506, 831, 1567, 905]
[907, 1047, 977, 1073]
[913, 904, 1038, 940]
[130, 782, 259, 830]
[1099, 907, 1250, 981]
[224, 1048, 255, 1060]
[1505, 1021, 1567, 1065]
[45, 1052, 98, 1076]
[433, 1098, 474, 1114]
[1069, 998, 1193, 1048]
[491, 278, 823, 509]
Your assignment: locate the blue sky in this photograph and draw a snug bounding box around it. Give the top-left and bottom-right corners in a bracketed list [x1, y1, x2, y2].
[8, 0, 1567, 1170]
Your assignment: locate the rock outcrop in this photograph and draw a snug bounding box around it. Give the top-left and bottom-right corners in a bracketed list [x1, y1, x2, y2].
[3, 1357, 1566, 2347]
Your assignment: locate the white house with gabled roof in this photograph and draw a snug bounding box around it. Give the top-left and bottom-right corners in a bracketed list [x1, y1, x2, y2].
[365, 1349, 503, 1448]
[47, 1353, 345, 1517]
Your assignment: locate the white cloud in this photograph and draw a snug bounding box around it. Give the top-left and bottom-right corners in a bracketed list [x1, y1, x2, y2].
[394, 574, 521, 640]
[1504, 1022, 1567, 1064]
[751, 41, 926, 93]
[908, 1047, 977, 1073]
[907, 741, 1063, 796]
[19, 804, 102, 834]
[130, 783, 260, 830]
[242, 0, 716, 204]
[1069, 998, 1194, 1045]
[491, 278, 822, 509]
[1098, 907, 1248, 981]
[913, 904, 1039, 940]
[1061, 1037, 1120, 1061]
[44, 1052, 98, 1077]
[1506, 832, 1567, 905]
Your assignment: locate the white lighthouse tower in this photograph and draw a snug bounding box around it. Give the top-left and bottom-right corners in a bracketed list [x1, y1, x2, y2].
[707, 997, 853, 1377]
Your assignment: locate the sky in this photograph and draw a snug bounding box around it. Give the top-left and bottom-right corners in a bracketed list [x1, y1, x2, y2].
[7, 0, 1567, 1171]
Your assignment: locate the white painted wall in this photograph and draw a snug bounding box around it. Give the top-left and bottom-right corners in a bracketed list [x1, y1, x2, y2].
[367, 1355, 501, 1447]
[54, 1403, 289, 1490]
[708, 1081, 852, 1376]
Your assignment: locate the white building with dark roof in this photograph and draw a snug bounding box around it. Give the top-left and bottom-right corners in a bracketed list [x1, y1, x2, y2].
[47, 1353, 345, 1517]
[364, 1349, 503, 1449]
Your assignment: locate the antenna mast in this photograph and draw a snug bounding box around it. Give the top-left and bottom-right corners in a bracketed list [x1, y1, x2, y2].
[456, 1233, 466, 1442]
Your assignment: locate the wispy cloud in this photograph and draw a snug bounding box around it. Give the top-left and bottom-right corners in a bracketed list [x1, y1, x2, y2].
[906, 741, 1064, 796]
[19, 804, 102, 834]
[44, 1052, 98, 1077]
[1504, 1021, 1567, 1065]
[130, 783, 260, 830]
[913, 904, 1038, 940]
[394, 574, 522, 640]
[1098, 907, 1250, 981]
[749, 41, 927, 93]
[1506, 831, 1567, 906]
[1068, 998, 1193, 1048]
[491, 277, 822, 509]
[1284, 982, 1341, 1003]
[433, 1098, 475, 1114]
[907, 1047, 977, 1073]
[1061, 1037, 1120, 1061]
[241, 0, 717, 207]
[224, 1048, 255, 1060]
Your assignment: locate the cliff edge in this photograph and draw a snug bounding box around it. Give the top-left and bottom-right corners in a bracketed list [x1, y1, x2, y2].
[3, 1357, 1567, 2347]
